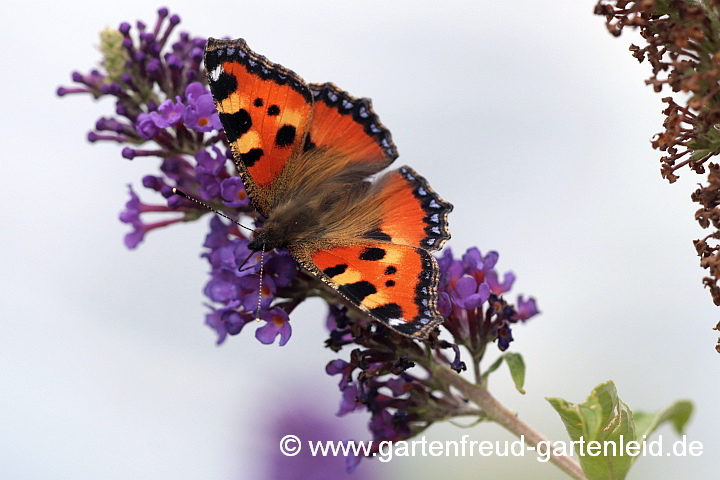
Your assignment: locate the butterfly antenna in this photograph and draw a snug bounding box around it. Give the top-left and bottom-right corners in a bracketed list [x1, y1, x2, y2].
[172, 188, 254, 233]
[236, 250, 257, 272]
[255, 242, 266, 322]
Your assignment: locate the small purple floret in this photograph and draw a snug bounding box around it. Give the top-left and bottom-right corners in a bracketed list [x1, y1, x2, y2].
[255, 307, 292, 346]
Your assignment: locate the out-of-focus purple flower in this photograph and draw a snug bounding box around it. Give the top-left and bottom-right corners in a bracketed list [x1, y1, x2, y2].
[463, 247, 499, 272]
[205, 301, 252, 345]
[264, 399, 373, 480]
[194, 147, 227, 200]
[118, 185, 142, 225]
[183, 82, 222, 132]
[135, 113, 159, 139]
[326, 304, 350, 331]
[149, 97, 184, 128]
[118, 185, 182, 249]
[238, 274, 276, 312]
[449, 344, 467, 372]
[496, 323, 514, 351]
[386, 377, 411, 396]
[220, 177, 250, 208]
[204, 274, 238, 303]
[336, 384, 362, 416]
[369, 409, 408, 441]
[266, 252, 297, 288]
[451, 276, 490, 308]
[203, 216, 231, 249]
[195, 146, 226, 174]
[255, 307, 291, 346]
[326, 359, 355, 390]
[514, 295, 540, 321]
[486, 270, 516, 294]
[437, 291, 452, 318]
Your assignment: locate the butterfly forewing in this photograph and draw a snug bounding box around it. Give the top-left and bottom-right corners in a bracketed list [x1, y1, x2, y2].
[307, 82, 397, 170]
[205, 37, 313, 216]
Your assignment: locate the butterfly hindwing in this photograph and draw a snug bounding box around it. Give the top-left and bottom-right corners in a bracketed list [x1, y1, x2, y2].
[205, 38, 313, 217]
[307, 82, 397, 173]
[364, 166, 453, 253]
[290, 241, 443, 339]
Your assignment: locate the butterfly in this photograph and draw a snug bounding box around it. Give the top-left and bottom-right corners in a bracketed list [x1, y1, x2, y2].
[203, 38, 452, 339]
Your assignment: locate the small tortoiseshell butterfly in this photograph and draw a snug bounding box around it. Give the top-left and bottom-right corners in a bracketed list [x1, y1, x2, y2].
[204, 38, 452, 339]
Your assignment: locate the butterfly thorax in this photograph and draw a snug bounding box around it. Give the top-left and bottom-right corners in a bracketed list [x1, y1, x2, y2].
[247, 172, 385, 252]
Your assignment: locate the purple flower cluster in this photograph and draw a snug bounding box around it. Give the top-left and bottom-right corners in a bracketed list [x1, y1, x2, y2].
[58, 7, 275, 342]
[323, 246, 538, 471]
[438, 247, 539, 351]
[202, 216, 299, 345]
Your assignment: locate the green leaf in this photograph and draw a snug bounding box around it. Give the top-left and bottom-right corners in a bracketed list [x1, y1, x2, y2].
[482, 353, 525, 394]
[547, 381, 635, 480]
[547, 382, 694, 480]
[633, 400, 693, 443]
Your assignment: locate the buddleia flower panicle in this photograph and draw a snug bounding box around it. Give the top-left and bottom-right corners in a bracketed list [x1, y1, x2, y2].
[594, 1, 720, 350]
[61, 8, 540, 464]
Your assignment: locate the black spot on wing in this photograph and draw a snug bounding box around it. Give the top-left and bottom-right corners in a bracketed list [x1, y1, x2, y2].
[219, 109, 251, 143]
[275, 125, 296, 147]
[384, 266, 396, 275]
[268, 105, 280, 116]
[240, 148, 264, 167]
[385, 280, 395, 287]
[362, 228, 392, 242]
[253, 97, 264, 107]
[359, 247, 385, 261]
[370, 303, 403, 320]
[340, 281, 377, 302]
[323, 264, 347, 278]
[213, 72, 237, 102]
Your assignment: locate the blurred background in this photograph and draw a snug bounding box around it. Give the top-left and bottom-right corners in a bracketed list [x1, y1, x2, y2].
[1, 0, 718, 478]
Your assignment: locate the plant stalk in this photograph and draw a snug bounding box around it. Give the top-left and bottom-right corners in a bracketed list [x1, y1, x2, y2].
[433, 364, 588, 480]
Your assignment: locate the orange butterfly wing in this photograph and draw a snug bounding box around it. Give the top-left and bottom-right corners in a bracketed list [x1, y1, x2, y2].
[307, 82, 397, 172]
[205, 38, 312, 216]
[291, 166, 452, 339]
[367, 166, 452, 252]
[291, 241, 442, 338]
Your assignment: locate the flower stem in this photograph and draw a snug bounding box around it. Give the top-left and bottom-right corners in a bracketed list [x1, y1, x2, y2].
[432, 364, 588, 480]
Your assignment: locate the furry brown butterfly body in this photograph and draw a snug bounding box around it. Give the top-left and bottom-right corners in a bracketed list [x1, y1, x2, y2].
[247, 149, 387, 252]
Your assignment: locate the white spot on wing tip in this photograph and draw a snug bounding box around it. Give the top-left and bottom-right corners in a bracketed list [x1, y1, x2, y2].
[210, 65, 224, 82]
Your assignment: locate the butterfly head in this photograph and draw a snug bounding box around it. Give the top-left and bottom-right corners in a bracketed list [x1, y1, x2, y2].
[248, 228, 285, 252]
[248, 200, 320, 252]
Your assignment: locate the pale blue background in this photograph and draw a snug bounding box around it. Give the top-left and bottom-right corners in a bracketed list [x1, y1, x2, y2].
[1, 1, 717, 478]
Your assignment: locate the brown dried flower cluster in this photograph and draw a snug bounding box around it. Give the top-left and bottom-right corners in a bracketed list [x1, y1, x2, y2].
[594, 0, 720, 351]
